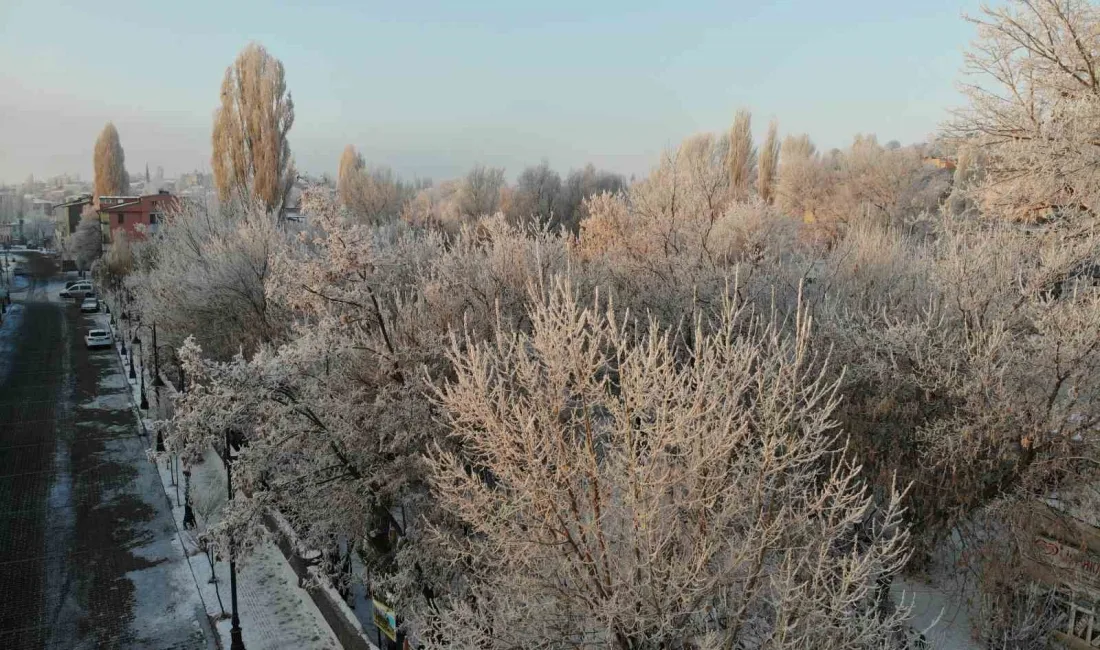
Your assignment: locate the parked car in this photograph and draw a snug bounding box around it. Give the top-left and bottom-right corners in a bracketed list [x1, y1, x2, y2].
[80, 297, 99, 312]
[84, 329, 113, 349]
[61, 283, 93, 299]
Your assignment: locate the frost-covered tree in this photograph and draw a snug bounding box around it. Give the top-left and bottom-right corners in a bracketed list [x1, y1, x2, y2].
[337, 144, 364, 208]
[151, 168, 1100, 646]
[679, 132, 731, 222]
[776, 134, 826, 221]
[95, 229, 134, 295]
[757, 119, 780, 204]
[557, 164, 626, 233]
[422, 280, 913, 649]
[507, 160, 562, 227]
[576, 131, 797, 323]
[774, 134, 944, 236]
[727, 108, 756, 200]
[950, 0, 1100, 220]
[338, 145, 407, 224]
[831, 135, 934, 227]
[132, 200, 285, 362]
[93, 122, 129, 200]
[457, 164, 505, 217]
[73, 208, 103, 271]
[812, 218, 1100, 568]
[165, 188, 571, 596]
[402, 180, 463, 233]
[212, 42, 295, 214]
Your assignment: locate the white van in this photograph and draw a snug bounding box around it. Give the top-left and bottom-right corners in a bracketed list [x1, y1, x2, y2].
[60, 282, 93, 299]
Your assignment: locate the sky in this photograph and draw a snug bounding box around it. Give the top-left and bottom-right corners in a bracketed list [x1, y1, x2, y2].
[0, 0, 983, 185]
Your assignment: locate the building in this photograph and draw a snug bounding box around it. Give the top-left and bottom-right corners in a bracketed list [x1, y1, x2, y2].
[0, 191, 23, 222]
[922, 156, 957, 171]
[97, 191, 178, 241]
[27, 198, 53, 219]
[54, 195, 93, 234]
[53, 195, 94, 253]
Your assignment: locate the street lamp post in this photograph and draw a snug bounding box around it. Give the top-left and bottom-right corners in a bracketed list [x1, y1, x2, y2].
[152, 322, 164, 387]
[139, 361, 148, 410]
[182, 467, 196, 529]
[224, 430, 246, 650]
[132, 335, 149, 410]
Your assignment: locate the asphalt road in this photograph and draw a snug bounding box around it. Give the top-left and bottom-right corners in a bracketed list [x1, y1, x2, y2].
[0, 252, 211, 649]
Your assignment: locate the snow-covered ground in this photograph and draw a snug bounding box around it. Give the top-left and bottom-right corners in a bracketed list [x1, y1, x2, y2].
[157, 447, 342, 650]
[893, 575, 983, 650]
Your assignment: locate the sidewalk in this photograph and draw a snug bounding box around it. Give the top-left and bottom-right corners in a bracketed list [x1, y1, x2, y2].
[156, 448, 341, 650]
[105, 308, 343, 650]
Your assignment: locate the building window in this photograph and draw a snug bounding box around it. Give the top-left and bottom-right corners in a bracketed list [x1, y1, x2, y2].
[117, 213, 124, 224]
[150, 213, 160, 225]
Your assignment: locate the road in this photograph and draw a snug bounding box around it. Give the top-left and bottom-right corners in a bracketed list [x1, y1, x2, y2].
[0, 251, 213, 649]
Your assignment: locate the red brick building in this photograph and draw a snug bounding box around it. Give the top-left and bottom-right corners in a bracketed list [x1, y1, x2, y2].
[98, 191, 178, 241]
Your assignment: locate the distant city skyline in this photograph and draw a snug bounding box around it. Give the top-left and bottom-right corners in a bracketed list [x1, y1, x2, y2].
[0, 0, 982, 186]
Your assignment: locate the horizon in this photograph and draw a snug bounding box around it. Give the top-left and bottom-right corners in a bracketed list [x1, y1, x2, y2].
[1, 0, 980, 186]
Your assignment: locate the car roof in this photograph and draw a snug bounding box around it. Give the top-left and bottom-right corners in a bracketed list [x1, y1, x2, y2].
[88, 329, 108, 335]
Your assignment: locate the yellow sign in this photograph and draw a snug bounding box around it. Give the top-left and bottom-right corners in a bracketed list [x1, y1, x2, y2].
[372, 598, 397, 642]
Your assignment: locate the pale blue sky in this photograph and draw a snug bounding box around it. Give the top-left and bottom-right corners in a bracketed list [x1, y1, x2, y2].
[0, 0, 981, 185]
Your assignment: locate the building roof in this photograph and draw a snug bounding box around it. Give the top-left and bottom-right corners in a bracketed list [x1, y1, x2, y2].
[98, 192, 179, 217]
[100, 200, 140, 211]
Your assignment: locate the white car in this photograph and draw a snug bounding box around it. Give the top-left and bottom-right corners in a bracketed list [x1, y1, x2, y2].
[61, 283, 93, 299]
[85, 329, 113, 349]
[80, 297, 99, 312]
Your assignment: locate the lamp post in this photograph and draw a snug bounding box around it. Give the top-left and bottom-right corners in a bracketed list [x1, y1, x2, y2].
[132, 334, 149, 410]
[182, 466, 196, 529]
[179, 367, 193, 526]
[224, 430, 246, 650]
[152, 322, 164, 387]
[139, 357, 149, 410]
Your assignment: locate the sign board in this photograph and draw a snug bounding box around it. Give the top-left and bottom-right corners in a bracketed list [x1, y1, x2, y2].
[373, 598, 398, 642]
[1032, 535, 1100, 596]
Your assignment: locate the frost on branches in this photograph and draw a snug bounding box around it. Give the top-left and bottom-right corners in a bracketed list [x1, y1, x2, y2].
[151, 126, 1100, 646]
[165, 188, 572, 584]
[422, 280, 914, 650]
[952, 0, 1100, 220]
[130, 199, 286, 364]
